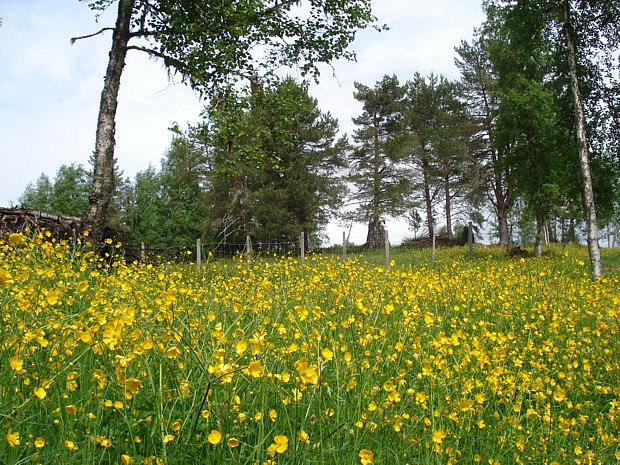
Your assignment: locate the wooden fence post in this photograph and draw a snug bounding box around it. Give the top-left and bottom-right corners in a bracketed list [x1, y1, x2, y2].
[385, 229, 390, 268]
[245, 235, 252, 259]
[300, 231, 305, 265]
[432, 234, 436, 262]
[140, 242, 146, 263]
[196, 238, 201, 268]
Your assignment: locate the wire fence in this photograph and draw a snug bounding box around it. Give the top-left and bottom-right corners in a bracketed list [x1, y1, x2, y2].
[124, 234, 328, 265]
[120, 225, 475, 268]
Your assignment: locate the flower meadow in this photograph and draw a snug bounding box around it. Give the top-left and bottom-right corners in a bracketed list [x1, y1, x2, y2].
[1, 232, 620, 465]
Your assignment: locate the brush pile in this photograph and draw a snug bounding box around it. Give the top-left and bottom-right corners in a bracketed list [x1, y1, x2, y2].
[0, 207, 83, 240]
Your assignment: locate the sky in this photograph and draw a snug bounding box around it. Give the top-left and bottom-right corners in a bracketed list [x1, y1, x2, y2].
[0, 0, 485, 245]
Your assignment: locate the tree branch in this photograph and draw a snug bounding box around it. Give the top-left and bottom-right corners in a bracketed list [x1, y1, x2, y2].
[126, 45, 189, 71]
[70, 27, 114, 44]
[129, 29, 159, 39]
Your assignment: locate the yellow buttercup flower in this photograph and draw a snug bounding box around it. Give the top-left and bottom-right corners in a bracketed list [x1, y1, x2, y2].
[9, 355, 23, 372]
[33, 387, 46, 400]
[432, 429, 447, 444]
[266, 435, 288, 456]
[167, 347, 181, 359]
[8, 233, 26, 247]
[64, 440, 78, 451]
[6, 428, 20, 447]
[0, 269, 14, 285]
[359, 448, 373, 464]
[247, 360, 264, 378]
[227, 437, 240, 448]
[207, 430, 222, 445]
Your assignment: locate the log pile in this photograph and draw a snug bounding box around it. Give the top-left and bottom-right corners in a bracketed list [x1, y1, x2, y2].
[0, 207, 83, 241]
[406, 235, 467, 248]
[0, 207, 145, 262]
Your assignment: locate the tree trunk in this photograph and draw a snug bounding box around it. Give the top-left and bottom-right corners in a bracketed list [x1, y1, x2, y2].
[494, 177, 512, 247]
[497, 208, 510, 248]
[84, 0, 134, 245]
[534, 217, 544, 257]
[422, 150, 434, 238]
[444, 172, 452, 239]
[363, 108, 386, 250]
[365, 218, 385, 249]
[562, 0, 603, 279]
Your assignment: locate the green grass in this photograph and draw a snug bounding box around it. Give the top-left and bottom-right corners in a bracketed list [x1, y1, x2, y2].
[1, 233, 620, 464]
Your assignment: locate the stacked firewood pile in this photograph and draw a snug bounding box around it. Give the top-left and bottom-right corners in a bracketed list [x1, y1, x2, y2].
[0, 207, 83, 241]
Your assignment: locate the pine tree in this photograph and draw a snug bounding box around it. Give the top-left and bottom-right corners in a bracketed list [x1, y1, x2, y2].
[347, 75, 413, 248]
[205, 77, 347, 248]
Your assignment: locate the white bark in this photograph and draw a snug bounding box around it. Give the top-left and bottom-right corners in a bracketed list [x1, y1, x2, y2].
[84, 0, 135, 244]
[563, 1, 603, 279]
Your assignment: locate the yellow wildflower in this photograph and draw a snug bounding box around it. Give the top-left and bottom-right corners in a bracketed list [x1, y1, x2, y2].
[6, 428, 20, 447]
[267, 435, 288, 456]
[207, 430, 222, 445]
[33, 387, 46, 400]
[359, 448, 373, 464]
[432, 429, 447, 444]
[227, 438, 240, 448]
[64, 440, 78, 451]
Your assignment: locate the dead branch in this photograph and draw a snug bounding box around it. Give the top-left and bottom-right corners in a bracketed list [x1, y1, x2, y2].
[70, 27, 114, 44]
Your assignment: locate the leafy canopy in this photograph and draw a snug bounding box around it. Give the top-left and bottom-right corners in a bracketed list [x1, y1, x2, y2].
[82, 0, 384, 92]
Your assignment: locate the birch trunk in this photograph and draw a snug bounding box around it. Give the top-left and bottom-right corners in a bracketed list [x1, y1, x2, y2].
[534, 216, 545, 257]
[84, 0, 134, 244]
[562, 0, 603, 279]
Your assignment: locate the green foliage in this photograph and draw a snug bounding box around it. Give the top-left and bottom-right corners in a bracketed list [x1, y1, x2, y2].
[403, 73, 477, 238]
[80, 0, 382, 245]
[84, 0, 382, 92]
[481, 2, 575, 242]
[127, 128, 211, 249]
[159, 128, 211, 246]
[50, 163, 91, 217]
[19, 164, 91, 217]
[205, 77, 347, 246]
[129, 165, 165, 247]
[482, 0, 620, 249]
[347, 75, 414, 226]
[456, 31, 515, 246]
[18, 173, 53, 212]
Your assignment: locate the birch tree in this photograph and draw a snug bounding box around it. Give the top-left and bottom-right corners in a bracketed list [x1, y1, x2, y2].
[484, 0, 620, 278]
[74, 0, 381, 244]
